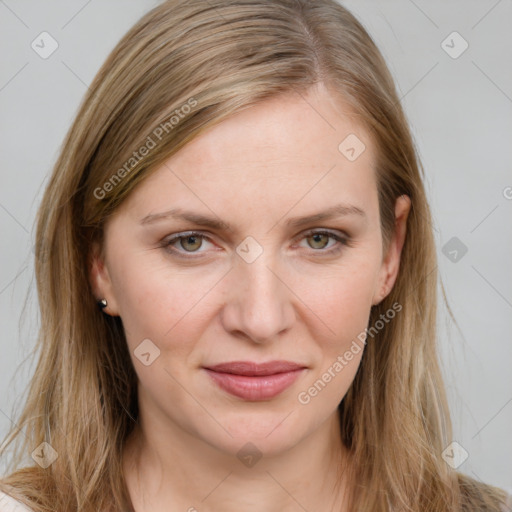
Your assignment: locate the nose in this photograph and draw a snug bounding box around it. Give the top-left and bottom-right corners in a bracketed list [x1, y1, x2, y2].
[220, 250, 296, 344]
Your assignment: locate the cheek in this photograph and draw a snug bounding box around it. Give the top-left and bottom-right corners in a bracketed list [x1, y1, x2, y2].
[294, 251, 381, 401]
[294, 254, 381, 336]
[293, 268, 375, 411]
[110, 254, 225, 353]
[314, 272, 373, 324]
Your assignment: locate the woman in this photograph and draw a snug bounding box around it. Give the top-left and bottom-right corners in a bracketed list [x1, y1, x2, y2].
[0, 0, 509, 511]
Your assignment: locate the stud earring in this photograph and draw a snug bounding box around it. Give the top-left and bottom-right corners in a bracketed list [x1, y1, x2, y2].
[97, 298, 108, 310]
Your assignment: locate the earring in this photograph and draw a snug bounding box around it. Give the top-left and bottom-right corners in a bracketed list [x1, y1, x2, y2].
[97, 298, 108, 310]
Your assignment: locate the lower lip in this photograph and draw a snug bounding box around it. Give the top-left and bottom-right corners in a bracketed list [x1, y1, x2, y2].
[204, 368, 305, 401]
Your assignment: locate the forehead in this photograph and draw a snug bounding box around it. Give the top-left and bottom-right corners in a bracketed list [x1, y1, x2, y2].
[172, 85, 373, 177]
[116, 85, 379, 226]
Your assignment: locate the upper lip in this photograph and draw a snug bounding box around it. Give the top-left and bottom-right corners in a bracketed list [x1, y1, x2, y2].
[204, 360, 306, 376]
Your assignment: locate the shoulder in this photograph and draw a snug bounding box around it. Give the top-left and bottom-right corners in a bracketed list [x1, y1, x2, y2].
[0, 491, 35, 512]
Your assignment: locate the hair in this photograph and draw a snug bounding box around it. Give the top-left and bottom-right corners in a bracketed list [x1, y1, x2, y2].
[0, 1, 508, 511]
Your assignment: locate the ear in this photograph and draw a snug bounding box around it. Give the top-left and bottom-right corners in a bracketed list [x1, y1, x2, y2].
[88, 240, 120, 316]
[372, 194, 411, 306]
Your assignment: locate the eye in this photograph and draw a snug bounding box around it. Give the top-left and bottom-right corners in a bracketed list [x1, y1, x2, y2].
[296, 230, 349, 254]
[163, 231, 214, 257]
[162, 229, 350, 260]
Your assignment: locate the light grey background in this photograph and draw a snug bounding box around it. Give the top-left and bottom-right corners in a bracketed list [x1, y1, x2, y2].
[1, 0, 511, 493]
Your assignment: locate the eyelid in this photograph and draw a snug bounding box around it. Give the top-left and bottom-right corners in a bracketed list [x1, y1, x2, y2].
[292, 228, 348, 245]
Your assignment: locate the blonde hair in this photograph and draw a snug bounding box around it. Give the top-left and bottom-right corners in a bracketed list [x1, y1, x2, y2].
[0, 1, 508, 511]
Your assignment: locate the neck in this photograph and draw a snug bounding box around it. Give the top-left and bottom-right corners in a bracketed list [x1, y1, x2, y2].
[123, 407, 351, 512]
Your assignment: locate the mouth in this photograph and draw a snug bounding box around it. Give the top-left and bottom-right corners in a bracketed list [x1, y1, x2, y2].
[202, 360, 307, 401]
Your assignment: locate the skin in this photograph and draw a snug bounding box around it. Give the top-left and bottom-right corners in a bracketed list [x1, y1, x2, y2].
[90, 82, 410, 512]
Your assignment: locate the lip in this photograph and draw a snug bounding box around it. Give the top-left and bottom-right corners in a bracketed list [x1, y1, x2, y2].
[203, 360, 307, 401]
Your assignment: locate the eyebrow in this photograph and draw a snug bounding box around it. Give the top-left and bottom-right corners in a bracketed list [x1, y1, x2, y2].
[140, 203, 366, 231]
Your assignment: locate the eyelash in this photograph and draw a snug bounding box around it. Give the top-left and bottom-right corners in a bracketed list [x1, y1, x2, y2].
[161, 229, 351, 259]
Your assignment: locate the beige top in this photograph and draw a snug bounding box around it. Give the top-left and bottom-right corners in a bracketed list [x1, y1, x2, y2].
[0, 491, 34, 512]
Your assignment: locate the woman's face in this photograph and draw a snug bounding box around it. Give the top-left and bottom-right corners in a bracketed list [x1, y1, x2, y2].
[90, 84, 409, 458]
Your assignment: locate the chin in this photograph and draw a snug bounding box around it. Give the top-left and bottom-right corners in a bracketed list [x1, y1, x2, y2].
[197, 408, 309, 458]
